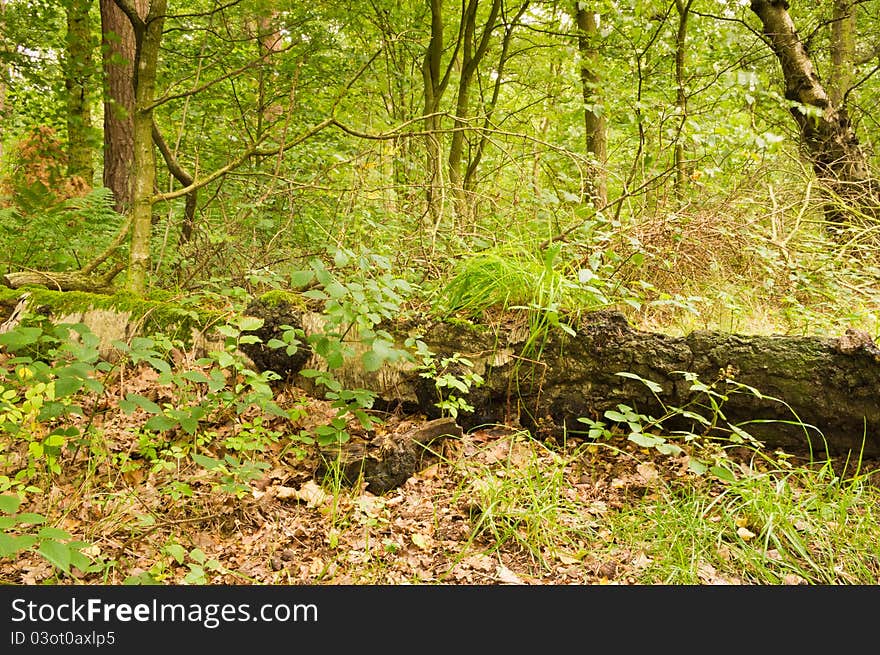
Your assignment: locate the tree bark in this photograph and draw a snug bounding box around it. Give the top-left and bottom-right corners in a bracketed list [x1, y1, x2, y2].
[447, 0, 501, 223]
[575, 4, 607, 208]
[672, 0, 693, 200]
[100, 0, 139, 212]
[243, 302, 880, 458]
[118, 0, 165, 295]
[421, 0, 448, 231]
[828, 0, 855, 108]
[65, 0, 96, 184]
[749, 0, 878, 224]
[2, 266, 124, 293]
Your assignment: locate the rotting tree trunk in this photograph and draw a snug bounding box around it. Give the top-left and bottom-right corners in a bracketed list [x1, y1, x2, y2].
[242, 302, 880, 458]
[749, 0, 878, 224]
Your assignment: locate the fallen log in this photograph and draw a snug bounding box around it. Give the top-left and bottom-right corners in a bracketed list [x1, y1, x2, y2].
[241, 301, 880, 458]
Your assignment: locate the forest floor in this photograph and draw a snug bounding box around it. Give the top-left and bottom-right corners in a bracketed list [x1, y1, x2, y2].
[4, 355, 877, 586]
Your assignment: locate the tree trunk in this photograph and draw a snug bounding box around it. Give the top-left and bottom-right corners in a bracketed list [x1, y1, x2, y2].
[828, 0, 855, 109]
[749, 0, 878, 224]
[100, 0, 138, 213]
[421, 0, 446, 232]
[0, 0, 6, 164]
[125, 0, 165, 295]
[672, 0, 693, 200]
[447, 0, 502, 224]
[65, 0, 96, 184]
[575, 5, 607, 208]
[242, 302, 880, 458]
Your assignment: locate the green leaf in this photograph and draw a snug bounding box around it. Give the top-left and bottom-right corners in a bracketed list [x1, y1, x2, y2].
[237, 316, 264, 332]
[144, 415, 178, 432]
[38, 526, 72, 540]
[38, 539, 72, 573]
[604, 410, 629, 422]
[179, 371, 210, 384]
[192, 453, 221, 470]
[710, 465, 736, 483]
[361, 350, 384, 372]
[628, 433, 662, 448]
[0, 327, 42, 350]
[616, 371, 663, 394]
[0, 533, 37, 557]
[165, 543, 186, 564]
[290, 270, 314, 288]
[688, 459, 709, 475]
[123, 571, 160, 585]
[53, 376, 84, 398]
[0, 494, 22, 514]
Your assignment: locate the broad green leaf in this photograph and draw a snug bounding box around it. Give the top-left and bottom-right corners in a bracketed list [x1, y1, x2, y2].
[192, 453, 220, 469]
[37, 539, 72, 573]
[179, 371, 210, 384]
[237, 316, 264, 332]
[125, 394, 161, 414]
[38, 526, 72, 540]
[0, 532, 37, 557]
[628, 433, 662, 448]
[53, 376, 84, 398]
[362, 350, 384, 372]
[165, 543, 186, 564]
[290, 270, 314, 288]
[688, 459, 709, 475]
[710, 465, 736, 483]
[0, 494, 22, 514]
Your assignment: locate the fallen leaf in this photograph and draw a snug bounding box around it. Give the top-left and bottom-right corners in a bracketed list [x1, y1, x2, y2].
[636, 462, 659, 483]
[411, 533, 431, 550]
[631, 551, 652, 569]
[496, 565, 525, 585]
[736, 526, 756, 541]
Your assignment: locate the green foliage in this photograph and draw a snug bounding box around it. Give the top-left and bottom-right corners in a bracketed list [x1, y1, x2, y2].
[281, 247, 415, 445]
[0, 493, 94, 578]
[0, 182, 121, 275]
[417, 351, 484, 420]
[576, 370, 788, 479]
[0, 319, 105, 490]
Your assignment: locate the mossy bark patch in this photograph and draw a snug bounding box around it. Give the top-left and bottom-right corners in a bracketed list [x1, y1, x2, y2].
[0, 287, 224, 353]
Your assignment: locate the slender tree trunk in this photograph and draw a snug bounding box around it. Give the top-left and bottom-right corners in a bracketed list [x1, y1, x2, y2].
[0, 0, 7, 163]
[672, 0, 693, 200]
[828, 0, 855, 109]
[447, 0, 501, 223]
[65, 0, 96, 184]
[749, 0, 877, 224]
[422, 0, 446, 230]
[100, 0, 138, 212]
[575, 5, 607, 209]
[123, 0, 166, 294]
[462, 1, 528, 220]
